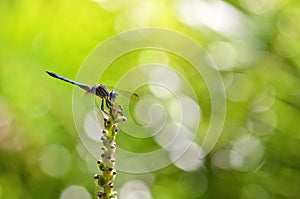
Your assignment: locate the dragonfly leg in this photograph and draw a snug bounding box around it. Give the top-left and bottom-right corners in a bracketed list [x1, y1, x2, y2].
[106, 100, 112, 110]
[101, 99, 109, 115]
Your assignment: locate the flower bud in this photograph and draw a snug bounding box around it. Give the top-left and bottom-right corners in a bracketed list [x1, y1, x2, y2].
[94, 174, 100, 179]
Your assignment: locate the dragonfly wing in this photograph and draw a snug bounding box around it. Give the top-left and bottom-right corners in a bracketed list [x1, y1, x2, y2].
[104, 85, 139, 101]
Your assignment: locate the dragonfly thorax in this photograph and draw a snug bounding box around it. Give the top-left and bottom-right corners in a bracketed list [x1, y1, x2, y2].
[92, 84, 110, 99]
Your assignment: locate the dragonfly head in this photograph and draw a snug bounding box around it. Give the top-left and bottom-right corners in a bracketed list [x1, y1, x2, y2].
[109, 91, 118, 102]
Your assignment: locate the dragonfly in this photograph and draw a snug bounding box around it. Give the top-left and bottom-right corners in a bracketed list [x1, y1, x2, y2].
[46, 71, 138, 116]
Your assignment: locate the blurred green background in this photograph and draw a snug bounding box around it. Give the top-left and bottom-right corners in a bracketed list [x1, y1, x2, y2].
[1, 0, 300, 198]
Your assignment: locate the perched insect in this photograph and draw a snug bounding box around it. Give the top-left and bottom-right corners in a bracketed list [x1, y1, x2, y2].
[46, 71, 138, 115]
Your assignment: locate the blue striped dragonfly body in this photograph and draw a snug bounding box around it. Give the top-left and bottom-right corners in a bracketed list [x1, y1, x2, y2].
[46, 71, 138, 116]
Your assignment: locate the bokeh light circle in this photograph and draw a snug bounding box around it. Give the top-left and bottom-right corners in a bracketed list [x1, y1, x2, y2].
[38, 144, 72, 177]
[60, 185, 91, 199]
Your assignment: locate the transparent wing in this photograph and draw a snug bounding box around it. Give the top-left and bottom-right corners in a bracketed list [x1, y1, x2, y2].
[104, 85, 139, 102]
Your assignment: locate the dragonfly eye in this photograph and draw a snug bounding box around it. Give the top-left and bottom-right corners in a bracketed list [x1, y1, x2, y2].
[109, 91, 118, 101]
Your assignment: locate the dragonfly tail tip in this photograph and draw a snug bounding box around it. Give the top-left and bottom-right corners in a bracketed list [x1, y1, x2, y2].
[46, 71, 57, 78]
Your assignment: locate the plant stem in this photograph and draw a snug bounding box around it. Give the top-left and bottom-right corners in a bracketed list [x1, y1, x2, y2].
[94, 103, 126, 199]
